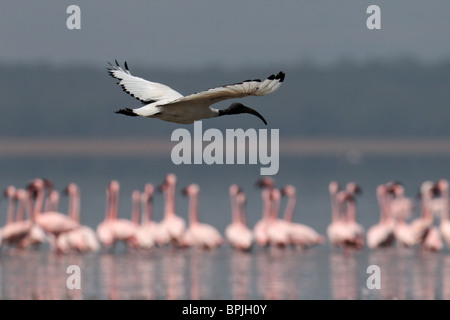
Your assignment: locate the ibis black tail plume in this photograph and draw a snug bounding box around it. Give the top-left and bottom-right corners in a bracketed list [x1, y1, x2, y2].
[115, 108, 138, 117]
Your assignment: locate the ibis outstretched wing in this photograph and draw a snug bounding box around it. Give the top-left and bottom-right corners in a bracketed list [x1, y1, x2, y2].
[107, 60, 183, 104]
[162, 71, 285, 107]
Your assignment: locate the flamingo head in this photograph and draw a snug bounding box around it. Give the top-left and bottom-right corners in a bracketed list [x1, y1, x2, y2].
[182, 184, 199, 196]
[281, 185, 296, 197]
[229, 184, 242, 197]
[437, 179, 449, 193]
[109, 180, 120, 193]
[63, 183, 78, 196]
[328, 181, 340, 195]
[346, 182, 362, 196]
[3, 185, 16, 199]
[144, 183, 154, 197]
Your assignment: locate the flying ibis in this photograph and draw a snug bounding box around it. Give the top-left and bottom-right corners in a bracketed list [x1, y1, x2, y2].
[107, 60, 285, 125]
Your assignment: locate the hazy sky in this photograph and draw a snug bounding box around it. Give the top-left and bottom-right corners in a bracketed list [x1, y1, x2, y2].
[1, 1, 450, 69]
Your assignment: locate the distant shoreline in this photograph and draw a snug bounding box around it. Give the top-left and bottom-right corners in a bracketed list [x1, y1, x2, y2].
[2, 138, 450, 157]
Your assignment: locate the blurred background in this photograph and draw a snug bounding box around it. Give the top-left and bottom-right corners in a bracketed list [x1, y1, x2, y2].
[1, 1, 450, 299]
[0, 0, 449, 230]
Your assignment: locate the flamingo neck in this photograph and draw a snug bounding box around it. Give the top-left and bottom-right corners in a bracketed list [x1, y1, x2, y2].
[230, 194, 239, 224]
[104, 189, 111, 222]
[33, 187, 45, 218]
[141, 194, 151, 224]
[346, 199, 356, 223]
[283, 193, 296, 222]
[330, 192, 339, 222]
[6, 194, 16, 224]
[189, 192, 199, 225]
[27, 195, 36, 223]
[68, 190, 81, 223]
[262, 190, 271, 220]
[441, 189, 449, 222]
[238, 199, 247, 226]
[270, 196, 280, 221]
[164, 183, 176, 218]
[110, 187, 119, 221]
[16, 196, 27, 222]
[131, 194, 140, 225]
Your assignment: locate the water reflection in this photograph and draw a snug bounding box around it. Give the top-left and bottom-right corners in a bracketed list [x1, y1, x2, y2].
[0, 246, 449, 299]
[330, 250, 358, 299]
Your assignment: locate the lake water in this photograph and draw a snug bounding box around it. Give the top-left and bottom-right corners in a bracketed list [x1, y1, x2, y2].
[1, 152, 450, 300]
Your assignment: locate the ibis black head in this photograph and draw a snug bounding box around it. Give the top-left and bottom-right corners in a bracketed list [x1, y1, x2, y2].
[219, 102, 267, 125]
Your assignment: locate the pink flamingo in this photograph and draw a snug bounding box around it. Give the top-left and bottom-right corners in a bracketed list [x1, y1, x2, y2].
[344, 182, 365, 248]
[385, 182, 416, 247]
[437, 179, 450, 246]
[266, 188, 291, 247]
[179, 184, 224, 249]
[61, 183, 100, 252]
[281, 184, 324, 248]
[141, 183, 169, 246]
[96, 183, 116, 249]
[158, 173, 186, 245]
[27, 178, 79, 253]
[15, 188, 47, 249]
[409, 181, 435, 244]
[107, 180, 139, 247]
[387, 181, 414, 221]
[327, 181, 354, 248]
[366, 184, 395, 249]
[253, 188, 271, 247]
[225, 185, 253, 251]
[132, 189, 155, 250]
[335, 191, 364, 249]
[253, 177, 276, 247]
[1, 186, 32, 247]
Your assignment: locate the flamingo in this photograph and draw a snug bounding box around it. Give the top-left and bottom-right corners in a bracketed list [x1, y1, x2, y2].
[179, 184, 224, 249]
[387, 181, 414, 221]
[266, 188, 291, 247]
[335, 191, 365, 249]
[437, 179, 450, 246]
[108, 60, 284, 125]
[281, 185, 324, 248]
[15, 188, 47, 249]
[132, 189, 155, 250]
[344, 182, 365, 248]
[1, 186, 32, 247]
[366, 184, 395, 249]
[107, 180, 139, 247]
[158, 173, 186, 245]
[27, 178, 79, 252]
[61, 183, 100, 253]
[225, 185, 253, 251]
[382, 182, 416, 247]
[141, 183, 169, 246]
[253, 178, 276, 247]
[327, 181, 354, 248]
[96, 183, 116, 249]
[409, 181, 436, 244]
